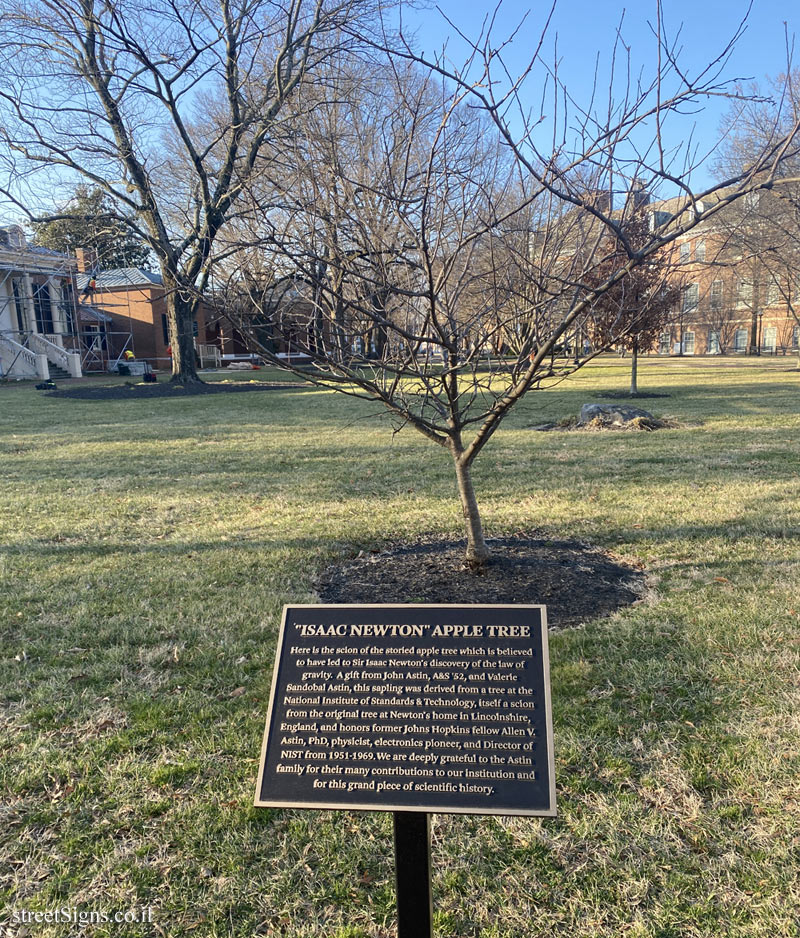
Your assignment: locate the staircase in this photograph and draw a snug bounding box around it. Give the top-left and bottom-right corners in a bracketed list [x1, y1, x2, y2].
[28, 333, 82, 378]
[0, 332, 48, 379]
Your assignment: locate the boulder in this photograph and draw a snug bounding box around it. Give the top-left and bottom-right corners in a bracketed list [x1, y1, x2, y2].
[579, 403, 657, 427]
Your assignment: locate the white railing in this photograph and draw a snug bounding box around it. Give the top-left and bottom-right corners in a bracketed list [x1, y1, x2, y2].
[0, 332, 49, 379]
[28, 332, 82, 377]
[197, 343, 222, 368]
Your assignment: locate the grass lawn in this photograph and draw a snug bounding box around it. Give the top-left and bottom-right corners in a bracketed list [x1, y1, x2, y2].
[1, 357, 798, 937]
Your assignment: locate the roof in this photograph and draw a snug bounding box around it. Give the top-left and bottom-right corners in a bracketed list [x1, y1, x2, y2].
[76, 303, 113, 324]
[28, 243, 71, 258]
[0, 225, 75, 269]
[76, 268, 163, 290]
[260, 281, 308, 306]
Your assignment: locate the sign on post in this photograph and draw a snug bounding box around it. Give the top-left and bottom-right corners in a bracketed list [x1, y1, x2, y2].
[255, 604, 556, 816]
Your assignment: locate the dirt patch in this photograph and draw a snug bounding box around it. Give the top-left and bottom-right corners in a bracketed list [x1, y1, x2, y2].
[45, 380, 313, 401]
[316, 535, 646, 629]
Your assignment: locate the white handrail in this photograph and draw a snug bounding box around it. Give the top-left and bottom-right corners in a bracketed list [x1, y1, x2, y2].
[0, 332, 48, 378]
[28, 332, 81, 376]
[0, 332, 37, 369]
[29, 331, 69, 366]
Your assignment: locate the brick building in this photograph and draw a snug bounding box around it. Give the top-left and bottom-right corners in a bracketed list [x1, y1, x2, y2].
[75, 250, 210, 370]
[647, 193, 800, 356]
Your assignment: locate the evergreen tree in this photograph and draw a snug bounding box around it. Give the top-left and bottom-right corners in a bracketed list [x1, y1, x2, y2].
[32, 186, 150, 270]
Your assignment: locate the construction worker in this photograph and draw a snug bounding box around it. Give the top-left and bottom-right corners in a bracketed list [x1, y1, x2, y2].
[80, 274, 97, 299]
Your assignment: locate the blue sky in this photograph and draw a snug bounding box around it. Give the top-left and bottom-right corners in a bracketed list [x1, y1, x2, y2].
[2, 0, 796, 224]
[401, 0, 800, 190]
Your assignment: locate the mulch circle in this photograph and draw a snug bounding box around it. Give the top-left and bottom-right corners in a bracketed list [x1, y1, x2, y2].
[45, 380, 313, 401]
[316, 534, 646, 630]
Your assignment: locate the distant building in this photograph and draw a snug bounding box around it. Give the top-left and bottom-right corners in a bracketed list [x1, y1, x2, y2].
[75, 254, 210, 369]
[543, 190, 800, 358]
[653, 193, 800, 356]
[213, 278, 321, 364]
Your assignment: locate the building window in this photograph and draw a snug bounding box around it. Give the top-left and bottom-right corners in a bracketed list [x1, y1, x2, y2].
[763, 325, 777, 351]
[766, 280, 781, 306]
[84, 323, 107, 351]
[710, 280, 723, 310]
[649, 210, 672, 231]
[737, 279, 753, 309]
[11, 279, 26, 332]
[679, 242, 691, 263]
[161, 313, 169, 345]
[695, 240, 706, 262]
[682, 283, 699, 312]
[734, 327, 748, 352]
[708, 330, 720, 354]
[60, 281, 76, 333]
[32, 282, 54, 333]
[682, 331, 696, 355]
[659, 331, 671, 355]
[793, 325, 800, 349]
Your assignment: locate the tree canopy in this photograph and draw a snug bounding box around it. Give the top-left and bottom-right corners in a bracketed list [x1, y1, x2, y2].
[31, 185, 151, 270]
[586, 209, 682, 393]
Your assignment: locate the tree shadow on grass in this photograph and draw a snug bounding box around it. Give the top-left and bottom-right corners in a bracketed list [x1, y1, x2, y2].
[44, 380, 316, 401]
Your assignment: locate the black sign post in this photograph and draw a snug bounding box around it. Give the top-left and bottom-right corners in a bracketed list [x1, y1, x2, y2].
[255, 604, 555, 935]
[394, 811, 432, 938]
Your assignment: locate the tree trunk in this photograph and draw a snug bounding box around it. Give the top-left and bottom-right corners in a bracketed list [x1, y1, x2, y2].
[629, 341, 639, 395]
[166, 289, 201, 384]
[451, 448, 489, 570]
[749, 309, 759, 356]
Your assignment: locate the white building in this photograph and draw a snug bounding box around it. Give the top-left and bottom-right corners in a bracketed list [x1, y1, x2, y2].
[0, 225, 82, 380]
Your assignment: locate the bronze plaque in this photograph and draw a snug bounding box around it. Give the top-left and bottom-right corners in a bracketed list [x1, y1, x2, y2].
[255, 605, 556, 816]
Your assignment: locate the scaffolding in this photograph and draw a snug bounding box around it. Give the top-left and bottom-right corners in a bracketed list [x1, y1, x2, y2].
[0, 228, 133, 374]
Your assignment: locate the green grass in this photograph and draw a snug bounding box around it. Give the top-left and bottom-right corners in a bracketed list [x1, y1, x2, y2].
[1, 358, 798, 937]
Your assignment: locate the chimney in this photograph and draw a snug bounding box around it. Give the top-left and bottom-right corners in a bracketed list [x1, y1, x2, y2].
[75, 247, 98, 273]
[630, 185, 650, 210]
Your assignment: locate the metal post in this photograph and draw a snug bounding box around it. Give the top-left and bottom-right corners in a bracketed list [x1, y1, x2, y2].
[393, 812, 433, 938]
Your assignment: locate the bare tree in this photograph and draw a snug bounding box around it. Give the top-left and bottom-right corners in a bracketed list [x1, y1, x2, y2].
[711, 74, 800, 363]
[0, 0, 376, 382]
[220, 17, 800, 569]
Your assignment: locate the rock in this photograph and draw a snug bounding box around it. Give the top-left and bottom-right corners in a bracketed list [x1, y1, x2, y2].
[579, 403, 658, 427]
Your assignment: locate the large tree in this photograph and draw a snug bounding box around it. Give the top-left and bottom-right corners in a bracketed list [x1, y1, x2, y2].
[31, 185, 150, 270]
[223, 21, 800, 569]
[0, 0, 374, 383]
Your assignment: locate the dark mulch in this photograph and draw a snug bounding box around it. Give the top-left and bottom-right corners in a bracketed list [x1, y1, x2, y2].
[45, 380, 313, 401]
[317, 535, 646, 629]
